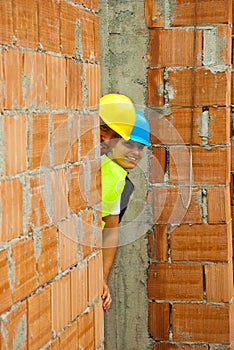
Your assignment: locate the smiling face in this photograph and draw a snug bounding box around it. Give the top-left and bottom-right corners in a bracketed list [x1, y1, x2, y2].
[108, 139, 145, 170]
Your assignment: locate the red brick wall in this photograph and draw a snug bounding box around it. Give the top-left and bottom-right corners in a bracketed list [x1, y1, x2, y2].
[0, 1, 103, 349]
[146, 0, 234, 348]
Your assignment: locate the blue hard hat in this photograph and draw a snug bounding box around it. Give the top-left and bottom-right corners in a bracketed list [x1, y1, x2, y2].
[129, 110, 151, 146]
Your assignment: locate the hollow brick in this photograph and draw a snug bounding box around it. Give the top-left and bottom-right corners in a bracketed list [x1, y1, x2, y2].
[70, 115, 79, 163]
[51, 113, 78, 164]
[60, 1, 80, 57]
[71, 263, 88, 320]
[29, 173, 50, 228]
[171, 223, 232, 262]
[66, 59, 83, 109]
[232, 303, 234, 345]
[87, 159, 102, 208]
[144, 0, 164, 28]
[232, 73, 234, 104]
[37, 225, 58, 286]
[148, 225, 168, 262]
[170, 146, 230, 185]
[149, 108, 201, 145]
[58, 217, 78, 271]
[194, 68, 231, 106]
[172, 303, 231, 343]
[0, 49, 2, 110]
[150, 146, 167, 183]
[85, 63, 100, 109]
[230, 174, 233, 207]
[27, 286, 51, 349]
[88, 252, 103, 303]
[208, 107, 230, 145]
[215, 26, 232, 65]
[95, 209, 103, 249]
[0, 249, 11, 313]
[68, 164, 86, 214]
[79, 114, 96, 160]
[153, 186, 202, 225]
[232, 140, 234, 171]
[78, 309, 95, 350]
[94, 301, 104, 348]
[12, 237, 36, 303]
[38, 0, 60, 53]
[205, 262, 233, 302]
[0, 49, 4, 110]
[51, 114, 72, 166]
[3, 114, 27, 176]
[50, 168, 68, 222]
[148, 29, 202, 67]
[80, 210, 95, 258]
[30, 113, 49, 169]
[168, 68, 231, 107]
[172, 0, 232, 26]
[232, 206, 234, 233]
[0, 1, 13, 44]
[3, 48, 23, 110]
[0, 178, 24, 242]
[148, 263, 203, 301]
[153, 107, 231, 146]
[79, 10, 100, 61]
[23, 51, 46, 109]
[51, 274, 71, 334]
[12, 0, 38, 48]
[147, 68, 164, 106]
[146, 1, 232, 31]
[148, 230, 155, 260]
[149, 302, 170, 340]
[168, 69, 194, 107]
[207, 186, 231, 223]
[46, 55, 66, 109]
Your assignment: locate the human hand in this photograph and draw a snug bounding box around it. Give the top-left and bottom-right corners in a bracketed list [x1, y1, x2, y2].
[102, 281, 112, 312]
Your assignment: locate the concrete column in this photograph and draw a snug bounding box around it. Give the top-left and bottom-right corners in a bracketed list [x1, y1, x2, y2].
[99, 1, 152, 349]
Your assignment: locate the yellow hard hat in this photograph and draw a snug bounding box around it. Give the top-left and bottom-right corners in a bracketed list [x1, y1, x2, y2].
[99, 94, 136, 140]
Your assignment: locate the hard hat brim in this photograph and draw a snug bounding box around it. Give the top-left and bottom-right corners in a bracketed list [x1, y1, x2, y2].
[130, 135, 151, 147]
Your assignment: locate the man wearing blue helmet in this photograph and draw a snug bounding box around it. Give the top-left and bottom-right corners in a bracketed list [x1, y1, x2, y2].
[100, 106, 151, 312]
[119, 109, 151, 221]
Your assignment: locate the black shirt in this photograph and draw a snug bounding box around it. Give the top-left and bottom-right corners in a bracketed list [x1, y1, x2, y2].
[119, 176, 134, 223]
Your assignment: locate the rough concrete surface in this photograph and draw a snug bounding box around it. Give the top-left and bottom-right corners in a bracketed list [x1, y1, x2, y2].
[99, 1, 152, 349]
[99, 0, 148, 105]
[104, 162, 153, 350]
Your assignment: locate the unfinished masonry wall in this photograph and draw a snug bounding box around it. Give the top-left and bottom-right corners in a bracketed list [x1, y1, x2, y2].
[0, 1, 103, 349]
[100, 0, 233, 349]
[146, 0, 234, 348]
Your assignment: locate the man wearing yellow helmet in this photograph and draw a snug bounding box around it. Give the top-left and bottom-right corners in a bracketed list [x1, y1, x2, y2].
[99, 93, 136, 140]
[99, 95, 151, 312]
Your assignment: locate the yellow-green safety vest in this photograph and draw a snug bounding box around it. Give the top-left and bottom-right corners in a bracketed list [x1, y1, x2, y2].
[102, 155, 127, 228]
